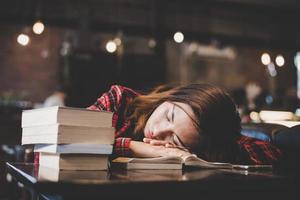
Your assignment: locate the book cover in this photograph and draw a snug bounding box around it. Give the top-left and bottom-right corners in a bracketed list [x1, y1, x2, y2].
[39, 153, 109, 170]
[22, 106, 113, 128]
[37, 166, 110, 182]
[34, 144, 113, 154]
[22, 124, 115, 145]
[22, 132, 114, 145]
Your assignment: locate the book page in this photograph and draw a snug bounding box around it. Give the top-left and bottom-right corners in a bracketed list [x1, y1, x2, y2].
[113, 156, 183, 164]
[183, 155, 233, 169]
[183, 155, 272, 170]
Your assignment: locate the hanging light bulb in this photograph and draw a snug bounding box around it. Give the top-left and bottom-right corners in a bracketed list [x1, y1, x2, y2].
[275, 55, 285, 67]
[17, 33, 30, 46]
[173, 31, 184, 43]
[106, 40, 117, 53]
[261, 53, 271, 65]
[33, 20, 45, 35]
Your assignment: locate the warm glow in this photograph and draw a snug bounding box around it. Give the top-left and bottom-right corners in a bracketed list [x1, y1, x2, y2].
[259, 110, 294, 121]
[267, 62, 277, 77]
[295, 52, 300, 98]
[148, 38, 156, 48]
[113, 37, 122, 46]
[32, 21, 45, 35]
[295, 52, 300, 69]
[17, 34, 30, 46]
[173, 32, 184, 43]
[106, 40, 117, 53]
[188, 42, 198, 52]
[275, 55, 285, 67]
[262, 120, 300, 128]
[249, 111, 260, 122]
[261, 53, 271, 65]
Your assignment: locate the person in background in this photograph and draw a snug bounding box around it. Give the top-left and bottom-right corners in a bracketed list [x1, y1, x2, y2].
[231, 88, 250, 123]
[43, 87, 67, 107]
[245, 82, 262, 111]
[88, 84, 282, 165]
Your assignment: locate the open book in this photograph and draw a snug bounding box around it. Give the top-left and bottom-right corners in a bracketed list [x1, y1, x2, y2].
[111, 155, 272, 170]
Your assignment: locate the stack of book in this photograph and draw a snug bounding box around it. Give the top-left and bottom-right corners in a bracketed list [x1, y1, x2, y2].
[21, 106, 114, 170]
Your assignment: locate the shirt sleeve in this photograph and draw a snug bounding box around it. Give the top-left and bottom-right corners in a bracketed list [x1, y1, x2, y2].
[114, 137, 132, 156]
[87, 85, 127, 112]
[88, 85, 139, 157]
[238, 136, 282, 165]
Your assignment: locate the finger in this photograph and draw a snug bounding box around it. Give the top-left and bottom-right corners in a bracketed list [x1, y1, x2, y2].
[150, 140, 169, 146]
[165, 143, 176, 148]
[143, 138, 152, 143]
[143, 138, 159, 145]
[165, 143, 189, 152]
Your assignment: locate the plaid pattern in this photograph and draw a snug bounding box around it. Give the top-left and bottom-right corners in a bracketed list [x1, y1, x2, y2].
[88, 85, 139, 156]
[238, 136, 282, 164]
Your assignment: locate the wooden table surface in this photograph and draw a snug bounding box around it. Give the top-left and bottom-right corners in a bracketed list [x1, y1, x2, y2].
[5, 162, 300, 200]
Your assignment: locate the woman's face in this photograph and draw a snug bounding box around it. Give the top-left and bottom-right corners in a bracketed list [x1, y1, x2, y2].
[144, 101, 200, 151]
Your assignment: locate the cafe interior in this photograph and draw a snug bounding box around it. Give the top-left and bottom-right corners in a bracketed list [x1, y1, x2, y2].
[1, 0, 300, 199]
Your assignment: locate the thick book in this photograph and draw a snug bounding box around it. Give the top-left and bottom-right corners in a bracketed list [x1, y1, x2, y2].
[37, 166, 109, 182]
[21, 106, 113, 128]
[22, 124, 115, 145]
[111, 155, 272, 170]
[34, 144, 113, 154]
[39, 153, 109, 170]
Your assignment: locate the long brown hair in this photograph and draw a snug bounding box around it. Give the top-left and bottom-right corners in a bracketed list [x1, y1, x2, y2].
[126, 83, 242, 163]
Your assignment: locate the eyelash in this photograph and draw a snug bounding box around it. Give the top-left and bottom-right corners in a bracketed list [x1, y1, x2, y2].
[167, 106, 175, 123]
[166, 111, 171, 122]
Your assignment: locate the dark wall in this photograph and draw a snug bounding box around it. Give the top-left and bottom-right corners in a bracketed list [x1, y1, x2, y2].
[65, 50, 165, 107]
[0, 26, 63, 103]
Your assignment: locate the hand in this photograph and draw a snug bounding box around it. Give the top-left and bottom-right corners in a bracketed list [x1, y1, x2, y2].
[143, 138, 189, 152]
[143, 138, 171, 146]
[129, 141, 193, 159]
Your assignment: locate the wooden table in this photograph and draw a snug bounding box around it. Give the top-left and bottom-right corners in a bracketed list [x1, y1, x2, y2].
[6, 162, 300, 200]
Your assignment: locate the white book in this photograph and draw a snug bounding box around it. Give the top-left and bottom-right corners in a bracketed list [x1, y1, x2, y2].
[22, 133, 114, 145]
[22, 106, 113, 128]
[22, 124, 115, 136]
[21, 124, 115, 145]
[39, 153, 109, 170]
[37, 166, 109, 182]
[34, 144, 113, 154]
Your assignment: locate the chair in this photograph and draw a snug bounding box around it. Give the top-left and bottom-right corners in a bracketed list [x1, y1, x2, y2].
[241, 122, 300, 171]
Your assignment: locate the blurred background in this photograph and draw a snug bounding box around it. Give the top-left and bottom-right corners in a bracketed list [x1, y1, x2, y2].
[1, 0, 300, 199]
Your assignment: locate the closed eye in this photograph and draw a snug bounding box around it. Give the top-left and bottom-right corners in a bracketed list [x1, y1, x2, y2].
[166, 104, 175, 122]
[166, 110, 171, 122]
[171, 104, 175, 122]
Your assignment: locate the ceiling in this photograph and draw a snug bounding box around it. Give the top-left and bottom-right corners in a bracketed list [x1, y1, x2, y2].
[1, 0, 300, 49]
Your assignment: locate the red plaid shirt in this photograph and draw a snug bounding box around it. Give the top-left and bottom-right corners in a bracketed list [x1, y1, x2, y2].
[88, 85, 282, 164]
[88, 85, 139, 156]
